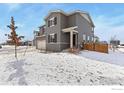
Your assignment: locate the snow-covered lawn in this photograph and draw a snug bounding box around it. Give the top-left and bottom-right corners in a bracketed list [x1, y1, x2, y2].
[0, 45, 124, 85]
[118, 47, 124, 53]
[79, 49, 124, 66]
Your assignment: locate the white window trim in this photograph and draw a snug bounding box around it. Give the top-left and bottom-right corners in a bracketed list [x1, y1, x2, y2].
[87, 36, 90, 41]
[49, 17, 55, 27]
[49, 33, 57, 43]
[50, 17, 55, 20]
[91, 36, 94, 41]
[50, 24, 55, 27]
[83, 34, 86, 41]
[50, 33, 54, 36]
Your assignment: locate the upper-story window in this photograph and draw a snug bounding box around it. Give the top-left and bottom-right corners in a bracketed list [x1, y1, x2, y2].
[48, 17, 57, 27]
[91, 27, 94, 33]
[39, 25, 46, 35]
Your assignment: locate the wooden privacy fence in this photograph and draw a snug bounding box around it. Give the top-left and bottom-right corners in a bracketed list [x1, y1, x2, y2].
[83, 43, 108, 53]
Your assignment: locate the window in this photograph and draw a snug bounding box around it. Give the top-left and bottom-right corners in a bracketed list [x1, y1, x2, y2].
[48, 33, 57, 43]
[48, 20, 50, 27]
[48, 17, 57, 27]
[92, 27, 94, 32]
[91, 36, 94, 41]
[87, 36, 90, 42]
[54, 17, 57, 25]
[83, 34, 86, 41]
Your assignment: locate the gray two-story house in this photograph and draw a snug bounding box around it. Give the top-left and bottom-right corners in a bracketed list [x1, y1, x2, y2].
[43, 10, 95, 52]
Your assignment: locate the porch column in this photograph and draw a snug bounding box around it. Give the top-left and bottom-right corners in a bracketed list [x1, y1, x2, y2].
[70, 31, 73, 48]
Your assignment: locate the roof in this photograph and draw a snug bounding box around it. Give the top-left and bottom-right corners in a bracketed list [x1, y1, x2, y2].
[44, 10, 95, 27]
[39, 25, 46, 29]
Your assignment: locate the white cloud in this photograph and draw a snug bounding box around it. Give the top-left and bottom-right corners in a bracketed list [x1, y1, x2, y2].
[5, 3, 21, 12]
[16, 23, 24, 28]
[94, 15, 124, 43]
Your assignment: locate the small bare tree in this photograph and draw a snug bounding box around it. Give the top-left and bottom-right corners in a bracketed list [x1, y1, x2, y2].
[6, 17, 24, 58]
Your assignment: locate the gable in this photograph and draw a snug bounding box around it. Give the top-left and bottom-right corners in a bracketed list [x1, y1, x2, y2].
[44, 10, 95, 27]
[44, 10, 64, 21]
[80, 13, 90, 24]
[79, 13, 95, 27]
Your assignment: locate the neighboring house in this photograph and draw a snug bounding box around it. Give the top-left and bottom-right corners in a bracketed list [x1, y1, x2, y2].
[100, 41, 108, 44]
[34, 25, 46, 50]
[35, 10, 95, 52]
[110, 40, 120, 46]
[22, 40, 33, 46]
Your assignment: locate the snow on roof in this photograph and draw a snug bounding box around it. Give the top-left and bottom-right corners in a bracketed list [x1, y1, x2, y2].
[80, 13, 91, 24]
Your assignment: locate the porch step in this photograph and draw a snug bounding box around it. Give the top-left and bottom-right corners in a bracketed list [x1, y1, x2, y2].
[62, 48, 80, 54]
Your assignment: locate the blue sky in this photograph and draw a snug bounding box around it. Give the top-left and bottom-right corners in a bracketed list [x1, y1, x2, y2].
[0, 3, 124, 43]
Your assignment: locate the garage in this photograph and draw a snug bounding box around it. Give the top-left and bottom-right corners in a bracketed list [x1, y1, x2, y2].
[36, 36, 46, 50]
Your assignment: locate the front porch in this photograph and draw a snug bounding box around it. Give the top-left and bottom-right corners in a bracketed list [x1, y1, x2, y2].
[62, 26, 78, 49]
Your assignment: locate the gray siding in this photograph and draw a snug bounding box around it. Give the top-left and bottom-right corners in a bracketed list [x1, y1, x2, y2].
[76, 14, 93, 45]
[60, 14, 77, 50]
[45, 11, 94, 52]
[60, 14, 70, 50]
[68, 14, 76, 27]
[45, 13, 61, 52]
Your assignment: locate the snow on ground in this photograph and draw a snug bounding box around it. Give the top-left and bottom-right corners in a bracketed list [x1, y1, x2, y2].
[0, 45, 124, 85]
[79, 49, 124, 66]
[118, 47, 124, 53]
[0, 45, 36, 55]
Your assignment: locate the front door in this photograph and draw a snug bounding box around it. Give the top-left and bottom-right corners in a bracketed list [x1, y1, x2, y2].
[73, 34, 76, 47]
[73, 34, 78, 48]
